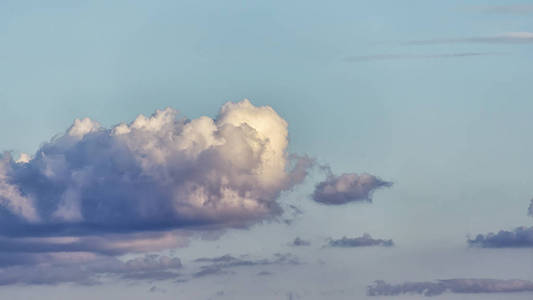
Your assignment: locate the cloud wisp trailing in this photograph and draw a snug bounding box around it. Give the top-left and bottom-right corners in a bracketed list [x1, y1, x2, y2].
[406, 32, 533, 45]
[344, 52, 501, 62]
[312, 167, 392, 205]
[367, 279, 533, 297]
[328, 234, 393, 248]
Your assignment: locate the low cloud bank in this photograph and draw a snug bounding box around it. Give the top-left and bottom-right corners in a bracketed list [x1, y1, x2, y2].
[367, 279, 533, 296]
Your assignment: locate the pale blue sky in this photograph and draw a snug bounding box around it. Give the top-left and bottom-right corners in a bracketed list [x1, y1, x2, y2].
[1, 1, 533, 299]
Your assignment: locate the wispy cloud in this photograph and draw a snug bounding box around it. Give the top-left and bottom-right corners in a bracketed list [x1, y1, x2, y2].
[406, 32, 533, 45]
[368, 279, 533, 297]
[344, 52, 501, 62]
[468, 226, 533, 248]
[192, 253, 300, 278]
[470, 5, 533, 14]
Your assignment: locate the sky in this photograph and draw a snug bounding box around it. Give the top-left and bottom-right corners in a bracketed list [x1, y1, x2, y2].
[1, 0, 533, 299]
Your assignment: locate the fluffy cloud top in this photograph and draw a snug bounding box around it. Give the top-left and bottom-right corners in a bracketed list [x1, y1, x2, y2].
[328, 234, 393, 248]
[367, 279, 533, 297]
[312, 172, 392, 205]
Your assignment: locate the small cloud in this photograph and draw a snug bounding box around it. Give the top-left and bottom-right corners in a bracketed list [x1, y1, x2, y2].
[528, 199, 533, 217]
[257, 271, 273, 276]
[290, 237, 311, 247]
[149, 286, 166, 293]
[193, 253, 300, 278]
[328, 234, 394, 248]
[468, 226, 533, 248]
[367, 279, 533, 296]
[312, 168, 392, 205]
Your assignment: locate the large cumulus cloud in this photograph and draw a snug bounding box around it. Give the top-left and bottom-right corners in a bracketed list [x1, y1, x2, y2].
[0, 99, 312, 283]
[1, 99, 310, 233]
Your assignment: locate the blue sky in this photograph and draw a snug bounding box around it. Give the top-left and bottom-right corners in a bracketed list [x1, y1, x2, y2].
[1, 1, 533, 299]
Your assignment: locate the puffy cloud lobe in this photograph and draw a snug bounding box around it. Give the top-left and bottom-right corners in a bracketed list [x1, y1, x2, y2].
[328, 234, 393, 248]
[468, 226, 533, 248]
[367, 279, 533, 297]
[312, 173, 392, 205]
[0, 99, 310, 238]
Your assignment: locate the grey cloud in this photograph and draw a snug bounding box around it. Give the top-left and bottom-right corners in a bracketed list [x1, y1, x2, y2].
[406, 32, 533, 45]
[290, 237, 311, 247]
[468, 226, 533, 248]
[193, 253, 300, 278]
[257, 271, 273, 276]
[328, 234, 393, 248]
[312, 170, 392, 205]
[528, 199, 533, 217]
[344, 52, 501, 62]
[367, 279, 533, 297]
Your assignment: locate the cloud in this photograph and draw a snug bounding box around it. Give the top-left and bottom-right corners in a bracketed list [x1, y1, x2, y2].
[471, 5, 533, 14]
[290, 237, 311, 247]
[0, 99, 312, 256]
[344, 52, 501, 62]
[367, 279, 533, 296]
[312, 169, 392, 205]
[193, 253, 300, 278]
[0, 99, 316, 286]
[0, 254, 182, 286]
[468, 226, 533, 248]
[468, 200, 533, 248]
[406, 32, 533, 45]
[328, 234, 393, 248]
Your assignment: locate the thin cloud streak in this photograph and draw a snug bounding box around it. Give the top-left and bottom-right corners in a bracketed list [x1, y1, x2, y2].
[368, 279, 533, 297]
[406, 32, 533, 45]
[344, 52, 502, 62]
